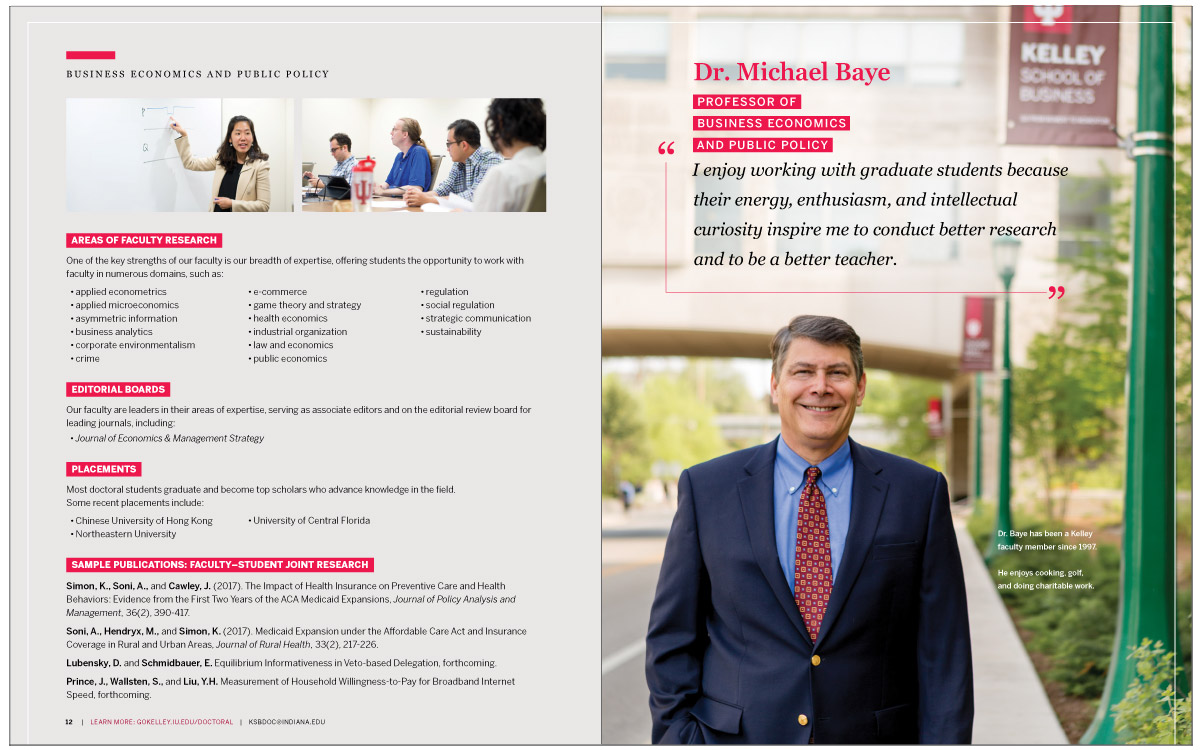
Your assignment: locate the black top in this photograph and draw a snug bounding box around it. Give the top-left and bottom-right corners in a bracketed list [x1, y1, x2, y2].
[214, 162, 243, 212]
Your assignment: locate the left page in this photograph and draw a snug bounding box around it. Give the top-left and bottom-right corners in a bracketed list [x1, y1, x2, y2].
[11, 6, 600, 744]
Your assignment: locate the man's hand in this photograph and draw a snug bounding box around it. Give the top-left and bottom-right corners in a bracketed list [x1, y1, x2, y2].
[304, 171, 320, 188]
[404, 188, 436, 207]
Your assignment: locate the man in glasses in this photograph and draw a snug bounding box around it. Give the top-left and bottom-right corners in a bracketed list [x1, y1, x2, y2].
[304, 133, 356, 189]
[404, 119, 502, 207]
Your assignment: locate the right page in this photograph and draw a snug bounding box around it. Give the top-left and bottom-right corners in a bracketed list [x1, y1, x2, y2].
[601, 6, 1192, 745]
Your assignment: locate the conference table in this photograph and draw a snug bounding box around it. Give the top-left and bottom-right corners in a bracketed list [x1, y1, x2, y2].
[300, 196, 420, 213]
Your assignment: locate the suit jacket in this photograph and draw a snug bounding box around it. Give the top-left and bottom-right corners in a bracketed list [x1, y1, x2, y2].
[175, 136, 271, 212]
[646, 438, 972, 744]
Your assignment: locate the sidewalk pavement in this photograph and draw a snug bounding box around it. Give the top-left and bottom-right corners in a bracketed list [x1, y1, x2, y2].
[603, 500, 1069, 744]
[601, 500, 675, 569]
[954, 509, 1069, 744]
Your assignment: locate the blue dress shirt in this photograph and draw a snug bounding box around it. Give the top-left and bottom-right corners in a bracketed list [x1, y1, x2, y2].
[773, 436, 854, 592]
[434, 147, 503, 201]
[385, 144, 432, 191]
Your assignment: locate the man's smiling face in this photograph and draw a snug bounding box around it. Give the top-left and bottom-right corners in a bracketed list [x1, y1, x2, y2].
[770, 337, 866, 464]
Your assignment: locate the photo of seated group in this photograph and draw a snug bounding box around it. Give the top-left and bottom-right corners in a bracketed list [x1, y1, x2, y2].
[299, 98, 546, 212]
[65, 98, 293, 212]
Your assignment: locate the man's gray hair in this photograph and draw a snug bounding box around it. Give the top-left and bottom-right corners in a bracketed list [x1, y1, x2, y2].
[770, 315, 865, 381]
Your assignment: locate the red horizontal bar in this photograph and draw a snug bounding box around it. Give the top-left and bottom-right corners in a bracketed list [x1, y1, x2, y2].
[66, 51, 115, 60]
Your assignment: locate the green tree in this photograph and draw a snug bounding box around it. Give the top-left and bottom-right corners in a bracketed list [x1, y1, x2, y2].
[1026, 73, 1193, 510]
[682, 359, 760, 415]
[1011, 327, 1120, 520]
[601, 373, 650, 495]
[640, 373, 730, 475]
[861, 370, 942, 470]
[1175, 78, 1193, 489]
[1006, 172, 1127, 522]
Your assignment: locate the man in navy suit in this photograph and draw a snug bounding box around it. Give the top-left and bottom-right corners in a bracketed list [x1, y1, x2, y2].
[646, 315, 972, 744]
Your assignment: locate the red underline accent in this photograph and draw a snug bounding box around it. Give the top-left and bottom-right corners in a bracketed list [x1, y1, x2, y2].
[664, 291, 1040, 295]
[66, 51, 115, 60]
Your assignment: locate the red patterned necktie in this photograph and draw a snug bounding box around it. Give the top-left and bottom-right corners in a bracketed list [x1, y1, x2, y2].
[794, 466, 833, 642]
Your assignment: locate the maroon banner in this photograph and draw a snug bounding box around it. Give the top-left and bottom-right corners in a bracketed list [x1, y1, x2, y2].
[961, 296, 996, 371]
[1006, 5, 1119, 146]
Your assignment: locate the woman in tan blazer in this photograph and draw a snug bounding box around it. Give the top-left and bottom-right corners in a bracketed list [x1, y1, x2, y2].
[169, 115, 271, 212]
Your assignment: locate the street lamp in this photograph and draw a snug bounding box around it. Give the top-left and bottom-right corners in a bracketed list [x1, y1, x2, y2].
[1083, 8, 1181, 741]
[985, 235, 1019, 563]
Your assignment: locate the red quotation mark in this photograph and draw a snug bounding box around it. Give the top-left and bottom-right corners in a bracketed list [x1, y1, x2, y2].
[658, 141, 675, 155]
[1048, 285, 1066, 299]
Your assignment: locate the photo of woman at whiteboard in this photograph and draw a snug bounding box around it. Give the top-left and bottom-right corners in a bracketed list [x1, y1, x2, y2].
[168, 115, 271, 212]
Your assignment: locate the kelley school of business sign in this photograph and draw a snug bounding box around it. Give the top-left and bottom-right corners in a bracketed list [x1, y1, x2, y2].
[1006, 5, 1120, 147]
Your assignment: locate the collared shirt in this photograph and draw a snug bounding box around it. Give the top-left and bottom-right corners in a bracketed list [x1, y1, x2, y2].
[773, 436, 854, 590]
[472, 146, 545, 212]
[434, 147, 503, 201]
[329, 154, 357, 182]
[385, 145, 432, 191]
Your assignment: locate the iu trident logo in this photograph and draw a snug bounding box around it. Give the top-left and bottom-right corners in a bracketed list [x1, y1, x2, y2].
[1024, 5, 1072, 33]
[1032, 6, 1064, 26]
[354, 179, 372, 205]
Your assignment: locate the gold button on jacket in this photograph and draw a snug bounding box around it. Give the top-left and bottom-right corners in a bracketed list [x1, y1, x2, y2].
[811, 655, 821, 666]
[798, 714, 809, 726]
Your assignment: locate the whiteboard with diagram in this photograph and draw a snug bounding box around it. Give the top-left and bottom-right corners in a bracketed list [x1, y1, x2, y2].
[65, 98, 222, 212]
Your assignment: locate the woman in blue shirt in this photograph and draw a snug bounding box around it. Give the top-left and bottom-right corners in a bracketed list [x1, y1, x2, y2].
[375, 117, 432, 196]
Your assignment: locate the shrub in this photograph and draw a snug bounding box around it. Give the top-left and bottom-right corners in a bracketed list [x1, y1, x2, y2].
[970, 502, 1188, 709]
[1111, 639, 1192, 744]
[1031, 596, 1117, 697]
[971, 506, 1120, 699]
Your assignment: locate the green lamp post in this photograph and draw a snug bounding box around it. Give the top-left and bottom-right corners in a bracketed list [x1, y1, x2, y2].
[1082, 6, 1181, 743]
[985, 235, 1019, 563]
[972, 372, 983, 514]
